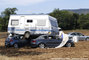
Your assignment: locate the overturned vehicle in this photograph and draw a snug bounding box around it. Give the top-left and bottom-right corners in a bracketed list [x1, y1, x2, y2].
[8, 14, 59, 39]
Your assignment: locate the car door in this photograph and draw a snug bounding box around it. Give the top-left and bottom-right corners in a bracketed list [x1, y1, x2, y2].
[38, 35, 52, 48]
[80, 33, 85, 40]
[52, 38, 62, 47]
[16, 36, 27, 46]
[42, 36, 52, 47]
[45, 36, 54, 48]
[77, 33, 85, 41]
[46, 36, 62, 48]
[20, 16, 25, 29]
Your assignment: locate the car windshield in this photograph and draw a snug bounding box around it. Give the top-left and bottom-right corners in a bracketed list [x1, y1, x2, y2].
[13, 35, 23, 40]
[36, 35, 46, 39]
[36, 35, 60, 40]
[77, 33, 84, 36]
[68, 32, 85, 36]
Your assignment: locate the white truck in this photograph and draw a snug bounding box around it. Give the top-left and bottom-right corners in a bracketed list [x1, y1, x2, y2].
[8, 14, 59, 38]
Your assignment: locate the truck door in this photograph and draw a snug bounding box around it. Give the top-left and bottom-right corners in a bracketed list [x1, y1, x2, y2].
[20, 16, 25, 29]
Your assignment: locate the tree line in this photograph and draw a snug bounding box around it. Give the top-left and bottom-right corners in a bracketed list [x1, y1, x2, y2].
[49, 9, 89, 30]
[0, 8, 89, 32]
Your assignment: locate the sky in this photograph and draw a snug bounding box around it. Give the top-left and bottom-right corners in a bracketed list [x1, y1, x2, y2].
[0, 0, 89, 14]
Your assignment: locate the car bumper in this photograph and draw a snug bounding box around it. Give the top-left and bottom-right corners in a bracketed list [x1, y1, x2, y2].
[5, 42, 11, 46]
[30, 44, 38, 48]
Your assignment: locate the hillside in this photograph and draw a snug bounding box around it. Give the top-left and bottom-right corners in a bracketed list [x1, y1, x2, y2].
[64, 9, 89, 14]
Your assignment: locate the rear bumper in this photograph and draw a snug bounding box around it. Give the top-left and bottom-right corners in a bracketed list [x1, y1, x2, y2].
[30, 44, 38, 48]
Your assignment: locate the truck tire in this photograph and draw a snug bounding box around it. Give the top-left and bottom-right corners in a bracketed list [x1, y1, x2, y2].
[24, 32, 30, 39]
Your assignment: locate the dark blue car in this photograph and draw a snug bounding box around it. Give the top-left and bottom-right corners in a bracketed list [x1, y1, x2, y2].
[5, 35, 30, 48]
[30, 35, 75, 48]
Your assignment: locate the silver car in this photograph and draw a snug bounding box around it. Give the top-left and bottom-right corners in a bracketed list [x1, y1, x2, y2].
[68, 32, 89, 41]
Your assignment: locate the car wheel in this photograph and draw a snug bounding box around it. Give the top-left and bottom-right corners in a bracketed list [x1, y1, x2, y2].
[39, 43, 45, 48]
[65, 43, 72, 47]
[86, 38, 89, 41]
[24, 32, 30, 39]
[14, 43, 19, 48]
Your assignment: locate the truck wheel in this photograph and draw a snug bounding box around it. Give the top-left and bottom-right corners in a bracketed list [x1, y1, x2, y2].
[24, 32, 30, 39]
[39, 43, 45, 48]
[14, 43, 19, 48]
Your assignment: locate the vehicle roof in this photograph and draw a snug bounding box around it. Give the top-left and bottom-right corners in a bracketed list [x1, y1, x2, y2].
[10, 14, 57, 21]
[10, 14, 49, 16]
[69, 32, 80, 33]
[68, 32, 83, 34]
[39, 35, 57, 37]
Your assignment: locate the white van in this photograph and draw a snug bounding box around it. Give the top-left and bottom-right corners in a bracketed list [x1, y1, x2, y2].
[8, 14, 59, 38]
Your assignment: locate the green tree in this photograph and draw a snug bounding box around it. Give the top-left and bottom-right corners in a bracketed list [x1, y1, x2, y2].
[1, 8, 18, 31]
[78, 13, 89, 29]
[49, 9, 76, 30]
[0, 17, 3, 31]
[72, 13, 79, 29]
